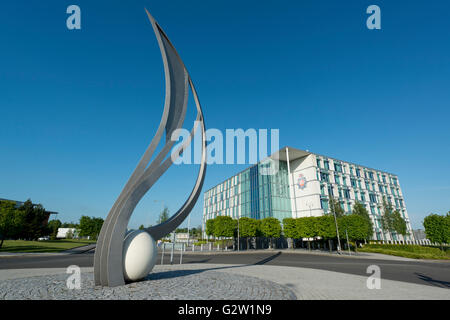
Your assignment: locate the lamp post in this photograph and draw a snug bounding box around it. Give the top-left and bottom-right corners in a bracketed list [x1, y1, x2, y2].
[187, 213, 191, 248]
[237, 216, 240, 251]
[331, 197, 342, 254]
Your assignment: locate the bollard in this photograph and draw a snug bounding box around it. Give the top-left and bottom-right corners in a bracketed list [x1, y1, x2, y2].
[180, 243, 183, 264]
[161, 243, 165, 265]
[201, 244, 203, 251]
[217, 244, 220, 251]
[170, 241, 174, 265]
[192, 244, 195, 252]
[209, 242, 212, 251]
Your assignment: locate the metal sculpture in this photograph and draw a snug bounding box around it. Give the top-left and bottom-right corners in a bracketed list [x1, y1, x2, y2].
[94, 9, 207, 287]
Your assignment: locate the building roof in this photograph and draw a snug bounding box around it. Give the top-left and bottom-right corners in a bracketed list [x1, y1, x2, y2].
[0, 198, 58, 215]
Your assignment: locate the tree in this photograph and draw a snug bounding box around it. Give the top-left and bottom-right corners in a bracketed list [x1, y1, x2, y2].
[238, 217, 258, 249]
[214, 216, 236, 238]
[17, 200, 50, 240]
[329, 197, 344, 217]
[316, 215, 337, 252]
[296, 217, 317, 250]
[158, 206, 170, 224]
[79, 216, 104, 240]
[260, 217, 281, 249]
[47, 219, 62, 240]
[338, 214, 371, 250]
[352, 201, 373, 240]
[205, 218, 216, 239]
[381, 197, 396, 240]
[423, 213, 447, 249]
[138, 224, 145, 230]
[282, 218, 298, 249]
[446, 212, 450, 244]
[0, 200, 19, 248]
[392, 210, 408, 237]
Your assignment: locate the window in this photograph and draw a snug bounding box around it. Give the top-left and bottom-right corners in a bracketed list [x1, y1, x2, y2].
[369, 193, 377, 203]
[351, 178, 356, 188]
[328, 186, 334, 197]
[317, 158, 321, 168]
[344, 189, 350, 199]
[320, 172, 330, 182]
[334, 175, 340, 184]
[356, 168, 361, 177]
[369, 172, 374, 180]
[393, 178, 398, 186]
[320, 184, 326, 195]
[361, 193, 366, 202]
[321, 199, 329, 211]
[324, 160, 330, 170]
[334, 163, 343, 173]
[379, 185, 383, 193]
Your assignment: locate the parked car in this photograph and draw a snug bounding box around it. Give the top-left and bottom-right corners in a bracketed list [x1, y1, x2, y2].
[38, 236, 50, 241]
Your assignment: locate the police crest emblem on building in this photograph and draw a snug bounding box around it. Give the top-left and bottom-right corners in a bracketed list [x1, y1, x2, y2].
[297, 174, 307, 189]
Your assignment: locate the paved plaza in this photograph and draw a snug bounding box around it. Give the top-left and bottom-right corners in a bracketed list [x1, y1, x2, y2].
[1, 263, 449, 300]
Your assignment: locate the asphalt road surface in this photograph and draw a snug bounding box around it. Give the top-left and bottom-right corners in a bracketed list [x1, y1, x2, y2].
[1, 250, 449, 289]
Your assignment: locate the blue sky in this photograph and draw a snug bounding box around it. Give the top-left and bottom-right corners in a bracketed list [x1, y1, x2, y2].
[0, 0, 449, 230]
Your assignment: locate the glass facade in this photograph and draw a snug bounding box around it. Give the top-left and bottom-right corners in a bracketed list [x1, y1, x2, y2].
[203, 161, 292, 224]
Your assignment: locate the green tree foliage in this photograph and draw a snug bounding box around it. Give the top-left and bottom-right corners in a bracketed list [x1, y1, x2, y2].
[158, 206, 170, 224]
[446, 213, 450, 244]
[352, 201, 373, 238]
[214, 216, 236, 238]
[138, 224, 145, 230]
[17, 200, 50, 240]
[338, 214, 371, 242]
[238, 217, 258, 249]
[205, 218, 216, 239]
[259, 217, 281, 249]
[0, 200, 20, 248]
[296, 217, 317, 239]
[47, 219, 62, 240]
[329, 197, 344, 217]
[61, 222, 79, 228]
[296, 217, 317, 250]
[315, 215, 337, 240]
[423, 213, 448, 246]
[381, 197, 395, 240]
[282, 218, 299, 239]
[79, 216, 104, 240]
[392, 210, 408, 236]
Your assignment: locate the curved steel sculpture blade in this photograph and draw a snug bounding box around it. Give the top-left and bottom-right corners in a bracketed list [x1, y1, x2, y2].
[93, 9, 207, 287]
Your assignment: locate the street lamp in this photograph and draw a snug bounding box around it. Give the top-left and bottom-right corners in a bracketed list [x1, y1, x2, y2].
[237, 216, 240, 251]
[331, 197, 342, 254]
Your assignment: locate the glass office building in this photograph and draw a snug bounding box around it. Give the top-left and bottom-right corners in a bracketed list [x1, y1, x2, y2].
[203, 161, 292, 224]
[202, 147, 414, 242]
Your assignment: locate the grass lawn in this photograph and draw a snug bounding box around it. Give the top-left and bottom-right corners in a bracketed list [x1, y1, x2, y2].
[0, 239, 96, 253]
[359, 244, 450, 260]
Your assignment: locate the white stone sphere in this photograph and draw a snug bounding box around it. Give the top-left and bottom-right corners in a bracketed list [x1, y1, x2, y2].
[122, 230, 157, 281]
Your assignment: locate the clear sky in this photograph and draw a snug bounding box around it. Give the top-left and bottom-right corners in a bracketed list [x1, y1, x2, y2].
[1, 0, 449, 230]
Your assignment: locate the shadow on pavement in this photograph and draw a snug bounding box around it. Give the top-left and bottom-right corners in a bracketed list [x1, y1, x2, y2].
[415, 272, 450, 289]
[253, 251, 282, 265]
[143, 251, 284, 282]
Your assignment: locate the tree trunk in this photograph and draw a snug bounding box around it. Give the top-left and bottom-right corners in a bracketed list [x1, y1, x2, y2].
[0, 236, 4, 249]
[307, 241, 311, 251]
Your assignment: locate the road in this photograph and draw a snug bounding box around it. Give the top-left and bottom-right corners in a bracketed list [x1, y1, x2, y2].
[0, 249, 449, 289]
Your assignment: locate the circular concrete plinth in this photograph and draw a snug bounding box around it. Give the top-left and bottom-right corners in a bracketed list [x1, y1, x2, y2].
[0, 265, 296, 300]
